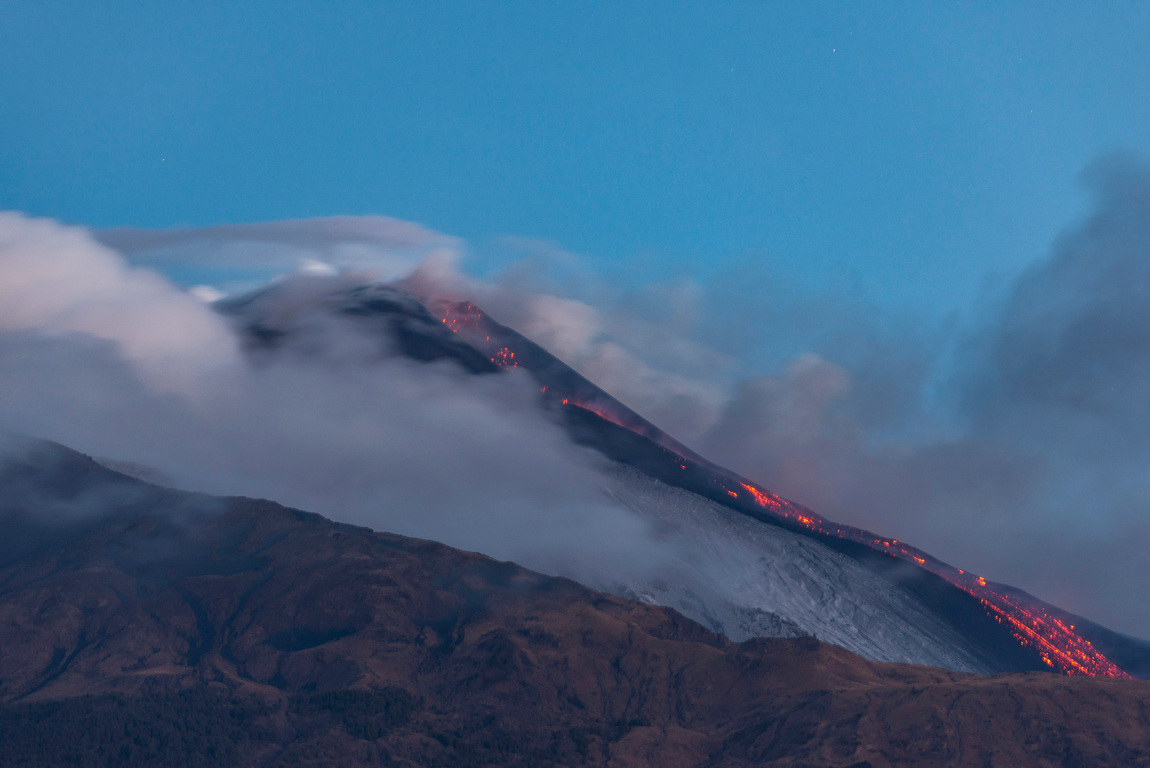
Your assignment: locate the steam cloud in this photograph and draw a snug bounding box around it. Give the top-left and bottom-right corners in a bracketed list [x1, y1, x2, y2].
[0, 212, 670, 587]
[1, 156, 1148, 639]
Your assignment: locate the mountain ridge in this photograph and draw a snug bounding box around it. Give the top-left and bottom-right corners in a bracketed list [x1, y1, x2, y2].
[216, 281, 1150, 678]
[2, 440, 1150, 767]
[424, 290, 1150, 678]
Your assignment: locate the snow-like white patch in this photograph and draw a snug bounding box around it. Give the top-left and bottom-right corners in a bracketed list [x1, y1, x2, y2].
[588, 465, 993, 673]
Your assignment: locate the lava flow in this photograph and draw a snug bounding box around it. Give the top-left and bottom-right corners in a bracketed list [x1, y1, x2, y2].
[435, 299, 1131, 678]
[491, 347, 518, 368]
[440, 302, 484, 335]
[729, 479, 1130, 678]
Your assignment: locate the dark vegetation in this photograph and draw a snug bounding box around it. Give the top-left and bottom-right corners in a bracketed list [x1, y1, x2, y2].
[0, 687, 416, 768]
[290, 687, 418, 741]
[0, 687, 653, 768]
[0, 688, 270, 768]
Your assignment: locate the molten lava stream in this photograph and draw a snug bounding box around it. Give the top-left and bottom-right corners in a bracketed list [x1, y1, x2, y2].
[734, 480, 1131, 678]
[437, 303, 1130, 678]
[440, 302, 484, 335]
[564, 403, 631, 431]
[491, 347, 518, 368]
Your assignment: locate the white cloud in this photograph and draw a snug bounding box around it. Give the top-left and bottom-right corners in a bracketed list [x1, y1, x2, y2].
[97, 215, 463, 293]
[0, 213, 672, 588]
[0, 212, 238, 394]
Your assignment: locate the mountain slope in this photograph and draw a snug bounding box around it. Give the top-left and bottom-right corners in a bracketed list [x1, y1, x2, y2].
[604, 466, 994, 673]
[2, 441, 1150, 767]
[219, 281, 1149, 678]
[446, 298, 1139, 679]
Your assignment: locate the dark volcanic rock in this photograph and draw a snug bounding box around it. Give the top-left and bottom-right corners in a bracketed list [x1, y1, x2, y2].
[218, 282, 500, 373]
[1, 442, 1149, 767]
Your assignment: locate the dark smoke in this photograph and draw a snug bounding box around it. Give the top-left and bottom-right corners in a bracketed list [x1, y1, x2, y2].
[694, 157, 1150, 638]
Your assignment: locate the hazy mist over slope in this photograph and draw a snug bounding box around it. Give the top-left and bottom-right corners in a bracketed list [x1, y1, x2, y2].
[0, 213, 674, 589]
[1, 157, 1149, 637]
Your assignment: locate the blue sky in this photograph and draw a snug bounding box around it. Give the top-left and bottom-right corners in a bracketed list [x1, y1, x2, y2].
[4, 2, 1149, 317]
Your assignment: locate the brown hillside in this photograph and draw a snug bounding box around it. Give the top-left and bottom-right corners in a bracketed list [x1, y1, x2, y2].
[1, 444, 1148, 767]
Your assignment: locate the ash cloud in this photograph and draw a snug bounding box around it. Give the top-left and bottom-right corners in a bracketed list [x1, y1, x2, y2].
[968, 157, 1150, 447]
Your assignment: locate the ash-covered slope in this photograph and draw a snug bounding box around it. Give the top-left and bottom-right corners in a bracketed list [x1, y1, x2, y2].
[218, 280, 1150, 679]
[2, 440, 1150, 768]
[603, 466, 992, 673]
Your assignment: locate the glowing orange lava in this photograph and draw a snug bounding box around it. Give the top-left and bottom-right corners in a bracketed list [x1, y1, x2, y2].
[734, 479, 1131, 678]
[441, 302, 483, 334]
[565, 402, 632, 431]
[435, 299, 1132, 679]
[740, 483, 786, 512]
[491, 347, 518, 368]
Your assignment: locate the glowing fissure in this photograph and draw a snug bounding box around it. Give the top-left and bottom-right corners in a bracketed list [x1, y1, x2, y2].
[440, 301, 483, 335]
[491, 347, 518, 368]
[732, 478, 1130, 678]
[437, 300, 1130, 678]
[565, 402, 632, 431]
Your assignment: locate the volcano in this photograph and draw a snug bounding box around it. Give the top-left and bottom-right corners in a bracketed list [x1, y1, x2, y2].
[218, 281, 1150, 680]
[2, 439, 1150, 767]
